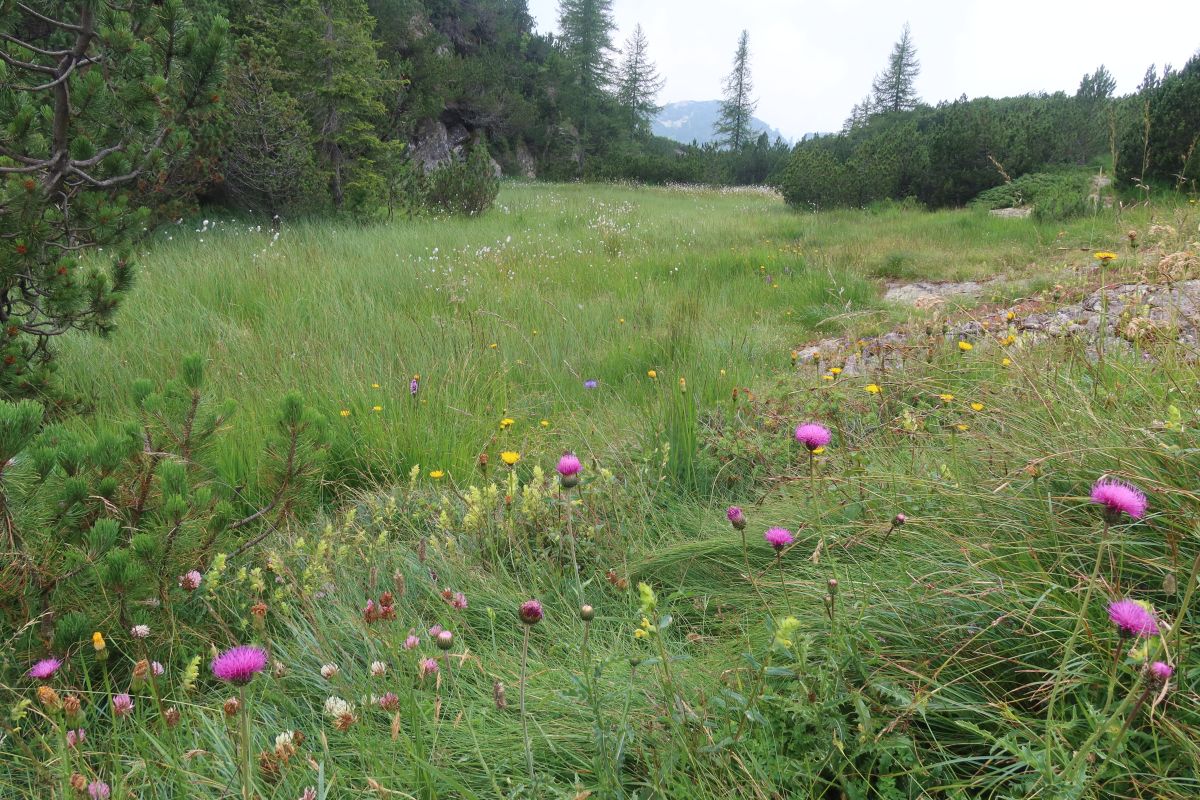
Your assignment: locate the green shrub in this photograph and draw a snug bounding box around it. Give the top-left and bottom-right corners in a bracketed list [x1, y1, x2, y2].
[970, 170, 1093, 221]
[423, 142, 500, 216]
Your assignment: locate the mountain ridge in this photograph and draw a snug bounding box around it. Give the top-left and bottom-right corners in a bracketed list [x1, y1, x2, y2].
[652, 100, 789, 146]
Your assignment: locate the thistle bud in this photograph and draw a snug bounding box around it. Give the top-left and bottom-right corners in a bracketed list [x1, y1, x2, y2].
[893, 513, 906, 526]
[580, 604, 595, 622]
[163, 707, 181, 728]
[493, 681, 508, 710]
[37, 685, 62, 712]
[436, 630, 454, 651]
[223, 697, 241, 717]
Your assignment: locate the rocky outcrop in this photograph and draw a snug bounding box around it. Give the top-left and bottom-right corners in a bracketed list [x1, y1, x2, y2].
[515, 141, 537, 179]
[410, 116, 508, 177]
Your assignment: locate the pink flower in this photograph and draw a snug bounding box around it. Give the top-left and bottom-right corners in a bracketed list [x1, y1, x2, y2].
[419, 658, 439, 677]
[66, 728, 85, 748]
[764, 527, 794, 551]
[557, 452, 582, 476]
[88, 781, 110, 799]
[403, 635, 420, 650]
[130, 624, 150, 639]
[1149, 661, 1174, 683]
[518, 599, 543, 626]
[794, 423, 832, 452]
[111, 694, 133, 718]
[428, 624, 443, 637]
[436, 630, 454, 650]
[379, 692, 400, 711]
[27, 657, 61, 680]
[179, 570, 202, 591]
[451, 592, 468, 610]
[1090, 478, 1148, 520]
[726, 506, 746, 530]
[151, 661, 164, 676]
[210, 645, 268, 685]
[1108, 599, 1159, 638]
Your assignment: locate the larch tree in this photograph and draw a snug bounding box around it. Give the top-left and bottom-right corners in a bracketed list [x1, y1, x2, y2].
[616, 24, 664, 138]
[715, 30, 756, 151]
[557, 0, 616, 96]
[870, 23, 921, 114]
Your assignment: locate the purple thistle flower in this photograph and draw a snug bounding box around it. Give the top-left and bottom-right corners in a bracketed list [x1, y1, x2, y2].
[88, 781, 110, 800]
[428, 624, 443, 637]
[403, 635, 420, 650]
[518, 599, 544, 625]
[726, 506, 747, 531]
[436, 630, 454, 650]
[794, 423, 832, 452]
[1149, 660, 1174, 683]
[583, 379, 598, 389]
[1108, 599, 1159, 638]
[557, 453, 582, 477]
[451, 592, 468, 610]
[210, 645, 268, 686]
[419, 658, 439, 677]
[111, 694, 133, 718]
[1090, 478, 1148, 521]
[27, 657, 61, 680]
[764, 527, 794, 552]
[410, 377, 419, 397]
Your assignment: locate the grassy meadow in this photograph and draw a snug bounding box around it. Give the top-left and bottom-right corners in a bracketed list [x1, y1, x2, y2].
[6, 183, 1200, 798]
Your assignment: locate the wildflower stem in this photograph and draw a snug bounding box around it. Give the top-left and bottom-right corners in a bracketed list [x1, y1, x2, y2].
[519, 626, 535, 788]
[1045, 520, 1108, 760]
[776, 554, 792, 616]
[239, 685, 254, 800]
[565, 489, 582, 604]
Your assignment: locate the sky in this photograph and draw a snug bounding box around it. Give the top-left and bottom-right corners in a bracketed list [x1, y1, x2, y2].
[526, 0, 1200, 139]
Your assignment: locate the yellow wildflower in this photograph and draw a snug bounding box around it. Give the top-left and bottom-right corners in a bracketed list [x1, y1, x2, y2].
[829, 367, 842, 375]
[499, 418, 515, 430]
[618, 317, 625, 324]
[634, 628, 648, 639]
[822, 374, 834, 381]
[970, 402, 985, 412]
[1001, 357, 1012, 367]
[372, 405, 383, 412]
[1000, 335, 1016, 347]
[678, 377, 687, 392]
[719, 369, 726, 376]
[938, 393, 954, 403]
[488, 343, 498, 349]
[813, 446, 826, 455]
[1094, 251, 1118, 262]
[647, 369, 657, 379]
[92, 632, 106, 652]
[958, 341, 973, 352]
[429, 470, 445, 479]
[540, 419, 549, 427]
[955, 423, 970, 432]
[500, 451, 520, 466]
[865, 384, 881, 395]
[340, 409, 351, 418]
[1006, 311, 1015, 321]
[371, 383, 380, 389]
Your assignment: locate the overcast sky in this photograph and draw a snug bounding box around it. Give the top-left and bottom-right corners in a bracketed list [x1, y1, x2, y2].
[526, 0, 1200, 139]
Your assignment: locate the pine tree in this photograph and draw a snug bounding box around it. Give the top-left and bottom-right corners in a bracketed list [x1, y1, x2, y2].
[0, 1, 227, 397]
[557, 0, 616, 95]
[616, 25, 665, 137]
[870, 23, 921, 114]
[715, 30, 757, 151]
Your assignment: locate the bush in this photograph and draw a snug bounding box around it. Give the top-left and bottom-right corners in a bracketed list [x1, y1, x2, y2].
[970, 170, 1093, 221]
[0, 356, 327, 665]
[423, 142, 500, 216]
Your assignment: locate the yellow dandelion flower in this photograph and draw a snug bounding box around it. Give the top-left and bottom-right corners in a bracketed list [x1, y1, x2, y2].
[1001, 357, 1012, 367]
[539, 419, 549, 428]
[499, 418, 515, 430]
[829, 367, 842, 375]
[938, 393, 955, 403]
[865, 384, 882, 394]
[955, 423, 970, 432]
[429, 470, 445, 479]
[790, 350, 799, 363]
[371, 383, 380, 389]
[1094, 251, 1118, 262]
[812, 446, 826, 455]
[958, 341, 973, 352]
[339, 409, 351, 418]
[822, 374, 834, 381]
[92, 631, 106, 651]
[970, 402, 985, 412]
[500, 451, 521, 466]
[372, 405, 383, 412]
[1000, 335, 1016, 347]
[1006, 311, 1016, 321]
[678, 377, 687, 392]
[488, 343, 498, 349]
[647, 369, 657, 379]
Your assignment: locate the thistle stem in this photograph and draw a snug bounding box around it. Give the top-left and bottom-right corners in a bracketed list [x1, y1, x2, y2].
[519, 626, 535, 788]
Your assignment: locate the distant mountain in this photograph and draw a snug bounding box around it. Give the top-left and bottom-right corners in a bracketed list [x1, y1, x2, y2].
[653, 100, 789, 146]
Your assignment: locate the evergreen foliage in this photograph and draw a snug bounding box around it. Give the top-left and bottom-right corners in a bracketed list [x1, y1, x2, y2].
[714, 30, 757, 151]
[0, 1, 226, 397]
[616, 24, 664, 138]
[869, 23, 921, 114]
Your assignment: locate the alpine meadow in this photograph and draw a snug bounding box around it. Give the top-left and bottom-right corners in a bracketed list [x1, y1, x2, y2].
[3, 2, 1200, 799]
